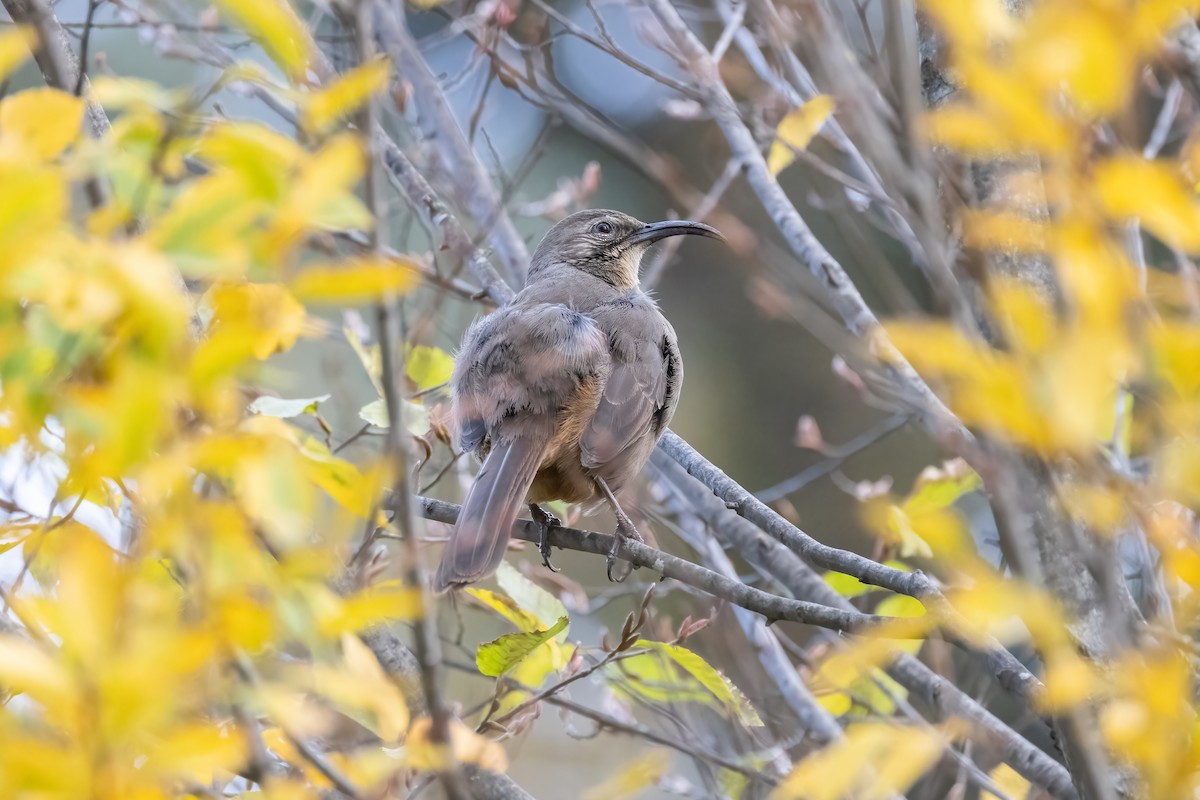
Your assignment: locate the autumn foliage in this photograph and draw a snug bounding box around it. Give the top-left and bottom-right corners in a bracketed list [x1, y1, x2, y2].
[1, 0, 1200, 798]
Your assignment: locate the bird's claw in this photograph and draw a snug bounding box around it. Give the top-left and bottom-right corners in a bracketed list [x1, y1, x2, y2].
[529, 504, 562, 573]
[606, 518, 643, 583]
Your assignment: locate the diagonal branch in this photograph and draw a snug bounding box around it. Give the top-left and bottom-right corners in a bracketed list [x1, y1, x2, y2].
[373, 8, 531, 288]
[643, 0, 965, 442]
[416, 495, 922, 636]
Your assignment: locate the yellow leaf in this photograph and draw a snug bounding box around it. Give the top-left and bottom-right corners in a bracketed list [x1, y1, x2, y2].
[291, 258, 419, 305]
[88, 76, 184, 111]
[465, 588, 547, 633]
[633, 640, 763, 726]
[0, 635, 74, 713]
[1038, 651, 1103, 712]
[495, 560, 568, 630]
[146, 172, 263, 276]
[207, 282, 309, 359]
[962, 210, 1048, 254]
[987, 277, 1054, 354]
[304, 57, 392, 133]
[0, 27, 33, 83]
[297, 438, 386, 517]
[150, 723, 248, 784]
[215, 0, 312, 81]
[582, 750, 670, 800]
[771, 723, 945, 800]
[196, 122, 305, 202]
[406, 344, 455, 391]
[406, 716, 507, 772]
[988, 763, 1031, 799]
[1095, 157, 1200, 251]
[922, 106, 1011, 155]
[272, 133, 369, 250]
[0, 88, 85, 162]
[319, 583, 424, 636]
[1017, 6, 1133, 115]
[767, 95, 835, 176]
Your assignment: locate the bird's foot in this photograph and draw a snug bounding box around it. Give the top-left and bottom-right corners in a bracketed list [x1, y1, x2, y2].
[606, 516, 644, 583]
[529, 503, 562, 573]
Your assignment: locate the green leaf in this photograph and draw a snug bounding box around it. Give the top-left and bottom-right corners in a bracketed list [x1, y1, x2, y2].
[248, 394, 330, 418]
[476, 616, 568, 677]
[633, 641, 763, 727]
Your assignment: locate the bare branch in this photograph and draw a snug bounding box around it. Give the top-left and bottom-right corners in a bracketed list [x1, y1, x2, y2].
[416, 495, 922, 636]
[373, 8, 531, 288]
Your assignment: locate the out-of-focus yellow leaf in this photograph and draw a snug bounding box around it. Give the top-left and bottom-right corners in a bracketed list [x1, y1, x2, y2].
[304, 57, 391, 133]
[582, 750, 670, 800]
[89, 76, 185, 111]
[319, 582, 423, 637]
[921, 0, 1014, 53]
[0, 88, 85, 162]
[297, 438, 385, 518]
[149, 723, 247, 784]
[290, 258, 419, 305]
[0, 28, 33, 83]
[767, 95, 835, 176]
[271, 134, 369, 252]
[631, 640, 763, 727]
[1038, 650, 1103, 712]
[477, 616, 568, 677]
[922, 106, 1010, 155]
[1095, 157, 1200, 251]
[196, 122, 304, 203]
[963, 210, 1048, 254]
[147, 173, 262, 276]
[771, 722, 945, 800]
[1017, 6, 1132, 114]
[905, 460, 981, 516]
[406, 345, 454, 391]
[1059, 482, 1128, 534]
[988, 763, 1031, 799]
[207, 282, 308, 359]
[406, 716, 507, 772]
[987, 277, 1054, 354]
[0, 635, 74, 712]
[215, 0, 312, 81]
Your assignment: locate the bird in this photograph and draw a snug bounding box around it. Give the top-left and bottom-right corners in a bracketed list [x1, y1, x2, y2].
[433, 208, 725, 591]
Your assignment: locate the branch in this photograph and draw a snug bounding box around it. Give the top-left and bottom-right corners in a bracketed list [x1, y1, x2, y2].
[647, 452, 1077, 799]
[373, 8, 531, 288]
[415, 496, 921, 636]
[2, 0, 109, 208]
[356, 6, 469, 800]
[644, 0, 965, 440]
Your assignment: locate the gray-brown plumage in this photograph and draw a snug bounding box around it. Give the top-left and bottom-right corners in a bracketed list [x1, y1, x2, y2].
[433, 209, 724, 591]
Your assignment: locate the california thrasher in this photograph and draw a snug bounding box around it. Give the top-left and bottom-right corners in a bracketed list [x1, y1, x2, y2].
[433, 209, 724, 591]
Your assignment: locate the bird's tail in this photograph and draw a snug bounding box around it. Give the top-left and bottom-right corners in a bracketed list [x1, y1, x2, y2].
[433, 436, 546, 592]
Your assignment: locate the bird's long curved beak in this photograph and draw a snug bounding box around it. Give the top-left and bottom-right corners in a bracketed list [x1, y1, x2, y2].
[624, 219, 726, 246]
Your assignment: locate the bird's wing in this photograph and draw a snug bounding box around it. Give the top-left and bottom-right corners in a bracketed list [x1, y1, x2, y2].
[580, 305, 681, 471]
[451, 302, 611, 452]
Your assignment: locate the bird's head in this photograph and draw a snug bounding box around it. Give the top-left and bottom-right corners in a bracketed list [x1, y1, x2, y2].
[528, 209, 724, 290]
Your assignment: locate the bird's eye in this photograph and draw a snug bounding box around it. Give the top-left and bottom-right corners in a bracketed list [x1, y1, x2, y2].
[593, 221, 614, 235]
